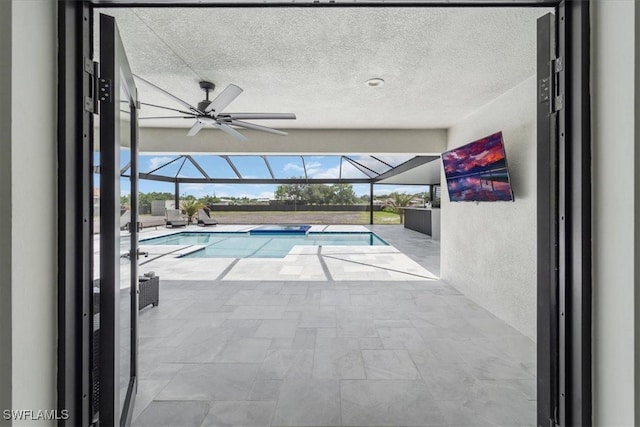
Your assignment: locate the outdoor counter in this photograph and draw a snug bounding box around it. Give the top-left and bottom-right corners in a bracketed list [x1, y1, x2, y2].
[401, 207, 440, 240]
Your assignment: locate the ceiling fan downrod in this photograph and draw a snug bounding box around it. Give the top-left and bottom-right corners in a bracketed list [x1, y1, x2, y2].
[197, 81, 216, 112]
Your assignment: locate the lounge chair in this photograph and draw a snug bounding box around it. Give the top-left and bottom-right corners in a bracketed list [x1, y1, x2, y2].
[120, 210, 143, 231]
[197, 208, 218, 226]
[165, 209, 187, 228]
[120, 210, 131, 231]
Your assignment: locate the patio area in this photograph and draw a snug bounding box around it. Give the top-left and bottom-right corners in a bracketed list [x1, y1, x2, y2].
[131, 226, 536, 426]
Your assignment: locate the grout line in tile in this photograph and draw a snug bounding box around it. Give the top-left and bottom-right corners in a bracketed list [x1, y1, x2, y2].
[215, 258, 241, 281]
[317, 246, 334, 282]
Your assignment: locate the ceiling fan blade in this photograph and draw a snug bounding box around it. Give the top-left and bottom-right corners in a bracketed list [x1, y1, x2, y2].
[217, 113, 296, 120]
[139, 116, 193, 120]
[187, 120, 206, 137]
[140, 102, 194, 116]
[212, 122, 248, 142]
[133, 74, 200, 113]
[227, 120, 288, 136]
[205, 84, 243, 114]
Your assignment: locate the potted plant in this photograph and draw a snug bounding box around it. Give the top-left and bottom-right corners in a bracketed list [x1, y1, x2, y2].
[180, 198, 204, 225]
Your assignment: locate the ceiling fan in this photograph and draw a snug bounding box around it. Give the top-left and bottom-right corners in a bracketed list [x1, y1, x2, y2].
[133, 74, 296, 142]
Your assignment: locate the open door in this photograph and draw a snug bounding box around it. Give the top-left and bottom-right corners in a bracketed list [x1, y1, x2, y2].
[537, 10, 559, 427]
[95, 13, 140, 427]
[537, 4, 591, 426]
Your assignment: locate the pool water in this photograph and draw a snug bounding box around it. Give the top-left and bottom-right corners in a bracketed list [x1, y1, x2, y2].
[141, 232, 387, 258]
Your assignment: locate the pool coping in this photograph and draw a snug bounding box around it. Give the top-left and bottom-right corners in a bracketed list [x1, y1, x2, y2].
[139, 227, 390, 259]
[131, 224, 439, 282]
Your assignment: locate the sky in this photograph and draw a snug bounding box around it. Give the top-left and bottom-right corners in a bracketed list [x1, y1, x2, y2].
[118, 154, 428, 199]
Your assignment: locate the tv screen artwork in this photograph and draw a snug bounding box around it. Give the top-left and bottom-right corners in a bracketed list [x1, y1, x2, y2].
[442, 131, 514, 202]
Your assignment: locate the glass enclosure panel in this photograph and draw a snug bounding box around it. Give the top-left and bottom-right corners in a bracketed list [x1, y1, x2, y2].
[139, 179, 174, 195]
[351, 184, 369, 199]
[228, 156, 272, 179]
[138, 180, 174, 215]
[350, 155, 389, 174]
[139, 154, 181, 175]
[372, 154, 414, 168]
[177, 159, 207, 179]
[144, 155, 185, 178]
[120, 147, 131, 174]
[118, 85, 132, 415]
[340, 159, 372, 179]
[190, 155, 238, 179]
[303, 156, 340, 179]
[266, 156, 305, 179]
[344, 155, 385, 176]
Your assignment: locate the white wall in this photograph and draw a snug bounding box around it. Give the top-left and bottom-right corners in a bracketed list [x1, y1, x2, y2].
[7, 0, 57, 423]
[441, 77, 537, 340]
[591, 1, 639, 424]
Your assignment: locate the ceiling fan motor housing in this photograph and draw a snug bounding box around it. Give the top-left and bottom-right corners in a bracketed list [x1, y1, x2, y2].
[197, 100, 212, 112]
[198, 81, 216, 111]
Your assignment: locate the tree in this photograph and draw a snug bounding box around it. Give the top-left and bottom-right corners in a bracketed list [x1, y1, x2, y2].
[330, 184, 356, 205]
[199, 194, 221, 205]
[138, 191, 173, 211]
[120, 194, 130, 208]
[288, 183, 307, 202]
[275, 180, 308, 203]
[274, 185, 289, 201]
[304, 184, 332, 205]
[274, 182, 357, 205]
[381, 192, 415, 224]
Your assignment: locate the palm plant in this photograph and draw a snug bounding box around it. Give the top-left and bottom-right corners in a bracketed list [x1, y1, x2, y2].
[180, 198, 204, 225]
[381, 192, 415, 224]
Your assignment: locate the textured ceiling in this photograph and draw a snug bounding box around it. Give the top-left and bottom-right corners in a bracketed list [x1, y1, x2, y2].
[97, 7, 549, 129]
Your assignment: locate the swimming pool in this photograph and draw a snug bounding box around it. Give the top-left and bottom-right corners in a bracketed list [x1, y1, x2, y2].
[141, 232, 388, 258]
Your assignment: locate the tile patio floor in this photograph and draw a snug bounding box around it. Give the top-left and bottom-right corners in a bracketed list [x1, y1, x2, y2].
[131, 225, 536, 426]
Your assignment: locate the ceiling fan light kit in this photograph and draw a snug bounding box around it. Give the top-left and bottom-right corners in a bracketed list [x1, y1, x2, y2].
[134, 74, 296, 141]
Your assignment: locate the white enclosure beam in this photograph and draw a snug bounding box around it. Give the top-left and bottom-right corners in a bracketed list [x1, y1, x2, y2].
[132, 128, 447, 155]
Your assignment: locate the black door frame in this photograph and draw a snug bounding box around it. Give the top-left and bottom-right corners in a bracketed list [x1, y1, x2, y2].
[57, 1, 591, 426]
[98, 12, 141, 427]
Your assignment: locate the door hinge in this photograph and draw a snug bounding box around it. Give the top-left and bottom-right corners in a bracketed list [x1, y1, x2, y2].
[554, 94, 564, 111]
[84, 96, 95, 113]
[98, 77, 113, 103]
[84, 57, 94, 75]
[552, 57, 563, 73]
[550, 56, 564, 112]
[84, 58, 99, 113]
[539, 77, 551, 103]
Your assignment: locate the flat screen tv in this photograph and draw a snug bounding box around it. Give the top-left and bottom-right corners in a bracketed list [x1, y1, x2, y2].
[442, 131, 514, 202]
